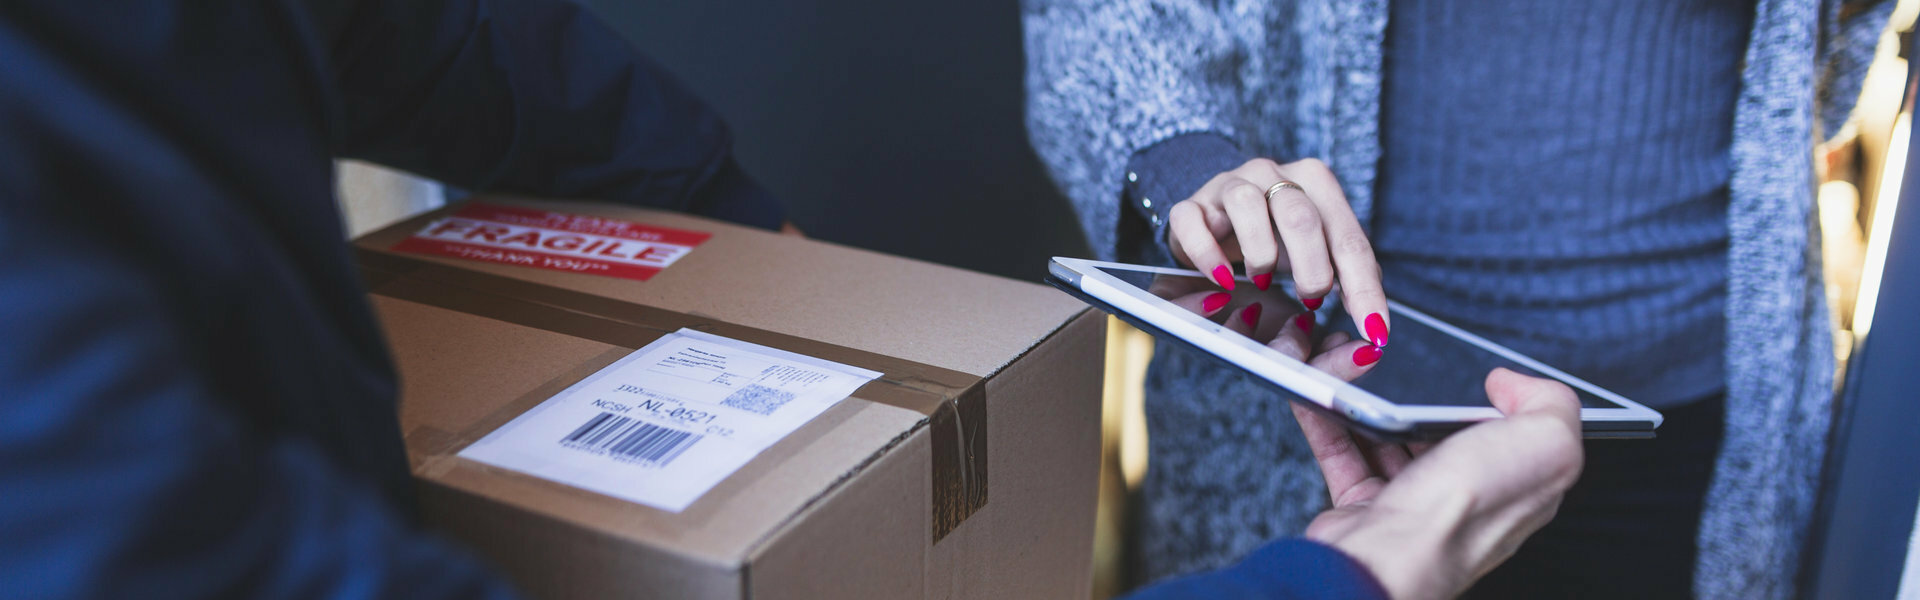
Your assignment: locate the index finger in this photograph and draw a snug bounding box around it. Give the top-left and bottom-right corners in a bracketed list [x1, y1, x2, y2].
[1279, 160, 1389, 348]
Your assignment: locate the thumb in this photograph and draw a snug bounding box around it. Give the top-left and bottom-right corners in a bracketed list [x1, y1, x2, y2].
[1484, 368, 1580, 427]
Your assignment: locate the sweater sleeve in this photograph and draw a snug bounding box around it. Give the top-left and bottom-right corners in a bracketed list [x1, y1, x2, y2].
[0, 204, 519, 600]
[316, 0, 784, 229]
[1816, 0, 1899, 142]
[1122, 132, 1256, 263]
[1125, 538, 1390, 600]
[1021, 0, 1256, 263]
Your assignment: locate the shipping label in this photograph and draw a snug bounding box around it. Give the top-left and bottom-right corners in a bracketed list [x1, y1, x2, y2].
[457, 329, 882, 512]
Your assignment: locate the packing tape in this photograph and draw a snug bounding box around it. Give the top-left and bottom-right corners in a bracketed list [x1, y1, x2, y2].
[356, 248, 988, 542]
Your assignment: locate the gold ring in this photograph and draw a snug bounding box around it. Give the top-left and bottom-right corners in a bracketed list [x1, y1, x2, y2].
[1264, 180, 1305, 202]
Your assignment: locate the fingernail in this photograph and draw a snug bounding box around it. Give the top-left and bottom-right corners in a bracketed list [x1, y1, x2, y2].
[1293, 314, 1313, 334]
[1240, 302, 1263, 327]
[1211, 265, 1236, 290]
[1365, 313, 1389, 347]
[1252, 273, 1273, 291]
[1203, 292, 1231, 313]
[1352, 345, 1382, 367]
[1302, 296, 1324, 311]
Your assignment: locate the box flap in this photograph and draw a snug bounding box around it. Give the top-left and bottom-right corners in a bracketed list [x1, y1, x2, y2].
[355, 197, 1086, 378]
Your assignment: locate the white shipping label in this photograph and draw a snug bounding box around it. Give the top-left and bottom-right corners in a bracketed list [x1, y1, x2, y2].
[457, 328, 883, 512]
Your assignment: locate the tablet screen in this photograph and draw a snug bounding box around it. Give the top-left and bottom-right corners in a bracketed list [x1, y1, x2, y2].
[1096, 267, 1630, 410]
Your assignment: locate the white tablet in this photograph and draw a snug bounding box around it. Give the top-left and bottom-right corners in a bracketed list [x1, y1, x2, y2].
[1047, 257, 1663, 440]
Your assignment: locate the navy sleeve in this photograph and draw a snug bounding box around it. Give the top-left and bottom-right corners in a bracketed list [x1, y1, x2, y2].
[316, 0, 785, 229]
[0, 212, 519, 598]
[1121, 132, 1253, 263]
[1126, 538, 1390, 600]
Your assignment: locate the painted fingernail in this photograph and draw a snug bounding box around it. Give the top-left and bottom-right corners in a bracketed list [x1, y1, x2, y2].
[1203, 292, 1231, 313]
[1365, 313, 1389, 347]
[1352, 345, 1382, 367]
[1211, 265, 1236, 290]
[1252, 273, 1273, 291]
[1293, 314, 1313, 334]
[1240, 302, 1263, 327]
[1302, 296, 1324, 311]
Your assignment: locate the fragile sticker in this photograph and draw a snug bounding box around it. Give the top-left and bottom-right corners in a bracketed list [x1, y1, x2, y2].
[391, 203, 711, 281]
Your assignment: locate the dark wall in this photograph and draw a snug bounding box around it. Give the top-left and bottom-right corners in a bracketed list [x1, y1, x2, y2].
[579, 0, 1088, 282]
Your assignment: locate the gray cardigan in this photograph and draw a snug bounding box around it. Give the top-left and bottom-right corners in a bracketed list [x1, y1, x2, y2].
[1022, 0, 1895, 597]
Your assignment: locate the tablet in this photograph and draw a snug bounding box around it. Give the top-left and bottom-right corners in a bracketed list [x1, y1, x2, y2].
[1046, 257, 1663, 440]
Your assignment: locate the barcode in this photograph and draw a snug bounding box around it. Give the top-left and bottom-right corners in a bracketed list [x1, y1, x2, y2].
[559, 412, 702, 466]
[721, 384, 796, 415]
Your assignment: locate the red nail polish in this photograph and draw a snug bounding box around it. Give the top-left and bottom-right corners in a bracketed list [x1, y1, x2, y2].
[1211, 265, 1236, 290]
[1240, 302, 1263, 327]
[1365, 313, 1389, 347]
[1302, 296, 1324, 311]
[1293, 314, 1313, 334]
[1203, 292, 1231, 313]
[1352, 345, 1382, 367]
[1252, 273, 1273, 291]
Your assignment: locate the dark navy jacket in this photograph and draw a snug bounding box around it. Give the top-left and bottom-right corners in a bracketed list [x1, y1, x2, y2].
[0, 1, 1379, 597]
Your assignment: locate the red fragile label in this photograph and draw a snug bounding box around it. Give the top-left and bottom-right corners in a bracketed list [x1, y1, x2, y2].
[390, 203, 712, 281]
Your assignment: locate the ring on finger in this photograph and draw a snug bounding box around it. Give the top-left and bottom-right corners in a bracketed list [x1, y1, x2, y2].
[1264, 179, 1306, 202]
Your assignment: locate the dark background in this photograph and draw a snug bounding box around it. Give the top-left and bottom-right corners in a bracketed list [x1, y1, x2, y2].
[579, 0, 1089, 282]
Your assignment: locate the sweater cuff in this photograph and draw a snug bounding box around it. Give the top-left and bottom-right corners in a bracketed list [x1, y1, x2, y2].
[684, 158, 787, 231]
[1123, 538, 1390, 600]
[1121, 133, 1259, 259]
[1236, 538, 1391, 600]
[1122, 132, 1252, 250]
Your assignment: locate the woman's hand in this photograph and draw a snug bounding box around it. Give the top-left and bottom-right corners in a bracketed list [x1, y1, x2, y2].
[1296, 369, 1585, 600]
[1166, 157, 1391, 348]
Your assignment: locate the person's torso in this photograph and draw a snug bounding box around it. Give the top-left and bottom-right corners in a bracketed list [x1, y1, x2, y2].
[1371, 0, 1755, 407]
[1, 3, 414, 506]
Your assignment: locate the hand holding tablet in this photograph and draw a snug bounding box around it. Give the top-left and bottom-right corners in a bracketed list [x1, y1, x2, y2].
[1047, 258, 1662, 440]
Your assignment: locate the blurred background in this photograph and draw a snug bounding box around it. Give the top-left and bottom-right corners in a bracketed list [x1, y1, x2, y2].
[341, 0, 1087, 283]
[335, 1, 1917, 598]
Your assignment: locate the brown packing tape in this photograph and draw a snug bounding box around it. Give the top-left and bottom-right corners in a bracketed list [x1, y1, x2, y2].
[357, 248, 990, 542]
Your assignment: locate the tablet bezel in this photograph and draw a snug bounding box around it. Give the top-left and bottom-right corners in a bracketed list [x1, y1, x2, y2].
[1050, 257, 1664, 436]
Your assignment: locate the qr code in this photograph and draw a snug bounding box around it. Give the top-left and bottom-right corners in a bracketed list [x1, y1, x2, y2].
[721, 384, 795, 415]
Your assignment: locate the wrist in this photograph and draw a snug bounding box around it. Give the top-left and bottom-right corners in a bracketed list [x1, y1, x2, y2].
[1310, 494, 1474, 600]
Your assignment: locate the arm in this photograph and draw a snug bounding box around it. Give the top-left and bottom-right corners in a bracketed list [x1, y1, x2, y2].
[314, 0, 784, 229]
[1817, 0, 1899, 140]
[1020, 0, 1254, 264]
[1126, 369, 1584, 600]
[0, 213, 518, 598]
[1127, 538, 1388, 600]
[1022, 2, 1390, 339]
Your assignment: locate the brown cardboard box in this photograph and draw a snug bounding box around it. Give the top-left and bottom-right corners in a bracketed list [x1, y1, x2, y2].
[352, 198, 1103, 599]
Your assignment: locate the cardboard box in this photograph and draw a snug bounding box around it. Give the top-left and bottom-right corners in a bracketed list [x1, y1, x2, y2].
[352, 198, 1103, 599]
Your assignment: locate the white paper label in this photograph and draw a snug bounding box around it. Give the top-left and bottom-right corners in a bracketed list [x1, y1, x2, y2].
[457, 328, 882, 512]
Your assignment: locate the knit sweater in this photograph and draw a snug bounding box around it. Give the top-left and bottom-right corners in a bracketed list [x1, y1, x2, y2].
[1021, 0, 1895, 597]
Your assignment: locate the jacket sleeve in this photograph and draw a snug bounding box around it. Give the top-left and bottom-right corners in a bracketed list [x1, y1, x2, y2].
[314, 0, 784, 229]
[1125, 538, 1390, 600]
[0, 209, 519, 598]
[1020, 0, 1256, 263]
[1817, 0, 1899, 141]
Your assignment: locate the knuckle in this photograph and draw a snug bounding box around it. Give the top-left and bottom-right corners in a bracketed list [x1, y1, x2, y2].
[1223, 185, 1266, 210]
[1335, 231, 1375, 257]
[1276, 204, 1323, 233]
[1243, 157, 1282, 175]
[1289, 157, 1329, 173]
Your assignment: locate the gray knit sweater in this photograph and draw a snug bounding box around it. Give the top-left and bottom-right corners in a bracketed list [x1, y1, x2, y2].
[1021, 0, 1895, 597]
